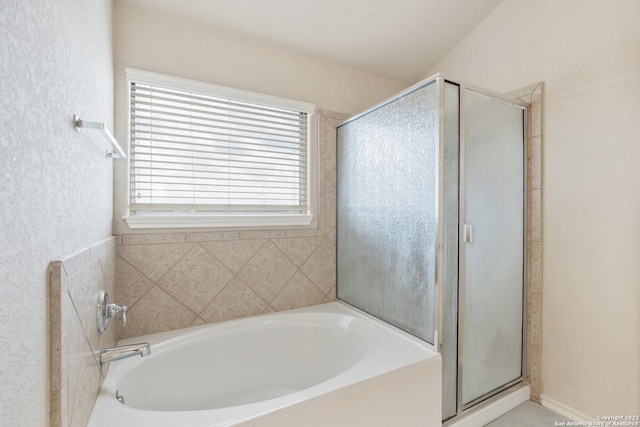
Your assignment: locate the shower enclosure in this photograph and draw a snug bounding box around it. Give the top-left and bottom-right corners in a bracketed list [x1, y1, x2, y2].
[336, 75, 527, 421]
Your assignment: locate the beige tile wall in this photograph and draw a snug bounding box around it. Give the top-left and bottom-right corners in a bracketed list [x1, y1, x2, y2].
[116, 110, 349, 339]
[48, 237, 117, 427]
[509, 82, 544, 403]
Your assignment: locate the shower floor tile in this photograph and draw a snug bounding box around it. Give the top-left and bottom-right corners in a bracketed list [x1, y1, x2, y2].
[485, 401, 571, 426]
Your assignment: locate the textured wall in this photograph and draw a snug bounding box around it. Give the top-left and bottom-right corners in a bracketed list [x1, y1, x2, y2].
[116, 111, 347, 338]
[426, 0, 640, 418]
[0, 1, 114, 425]
[49, 238, 116, 427]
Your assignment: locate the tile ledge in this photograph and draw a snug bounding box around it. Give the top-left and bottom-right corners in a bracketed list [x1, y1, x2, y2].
[57, 236, 116, 277]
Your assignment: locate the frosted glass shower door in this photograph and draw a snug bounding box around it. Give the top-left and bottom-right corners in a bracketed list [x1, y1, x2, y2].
[460, 89, 524, 406]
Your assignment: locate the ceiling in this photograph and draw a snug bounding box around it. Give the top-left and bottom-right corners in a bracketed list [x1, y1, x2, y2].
[116, 0, 504, 84]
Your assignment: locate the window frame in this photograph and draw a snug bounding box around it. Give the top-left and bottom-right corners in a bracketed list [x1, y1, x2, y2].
[122, 68, 317, 229]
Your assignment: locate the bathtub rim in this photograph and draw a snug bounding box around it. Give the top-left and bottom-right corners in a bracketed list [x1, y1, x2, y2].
[90, 301, 441, 427]
[115, 300, 438, 352]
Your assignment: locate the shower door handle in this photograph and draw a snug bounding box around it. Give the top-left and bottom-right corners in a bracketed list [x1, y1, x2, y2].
[463, 224, 473, 243]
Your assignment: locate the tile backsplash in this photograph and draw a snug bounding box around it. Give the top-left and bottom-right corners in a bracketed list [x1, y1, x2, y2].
[116, 110, 348, 339]
[48, 237, 116, 427]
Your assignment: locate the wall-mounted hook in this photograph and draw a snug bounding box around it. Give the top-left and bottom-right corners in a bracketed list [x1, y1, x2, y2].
[74, 114, 126, 160]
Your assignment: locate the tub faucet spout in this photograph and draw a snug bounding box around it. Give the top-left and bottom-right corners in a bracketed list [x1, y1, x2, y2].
[100, 343, 150, 365]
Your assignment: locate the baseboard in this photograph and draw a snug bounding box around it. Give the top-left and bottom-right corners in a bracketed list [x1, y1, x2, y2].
[540, 394, 595, 422]
[447, 385, 530, 427]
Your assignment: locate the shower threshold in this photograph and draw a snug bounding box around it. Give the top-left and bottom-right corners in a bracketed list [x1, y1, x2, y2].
[444, 384, 530, 427]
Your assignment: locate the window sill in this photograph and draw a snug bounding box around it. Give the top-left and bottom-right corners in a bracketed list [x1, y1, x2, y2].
[123, 213, 314, 229]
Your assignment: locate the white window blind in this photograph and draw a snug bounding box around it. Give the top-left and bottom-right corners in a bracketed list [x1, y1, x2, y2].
[129, 79, 311, 216]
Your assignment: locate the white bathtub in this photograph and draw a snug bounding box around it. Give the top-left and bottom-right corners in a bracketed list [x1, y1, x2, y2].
[87, 302, 442, 427]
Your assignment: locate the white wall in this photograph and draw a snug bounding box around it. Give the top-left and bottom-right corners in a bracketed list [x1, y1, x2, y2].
[0, 1, 114, 425]
[426, 0, 640, 418]
[112, 2, 408, 234]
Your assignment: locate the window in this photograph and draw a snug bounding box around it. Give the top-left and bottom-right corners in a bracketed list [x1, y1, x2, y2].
[123, 69, 316, 229]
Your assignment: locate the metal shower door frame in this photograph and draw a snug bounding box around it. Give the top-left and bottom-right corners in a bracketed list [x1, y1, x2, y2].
[335, 73, 530, 421]
[454, 79, 529, 414]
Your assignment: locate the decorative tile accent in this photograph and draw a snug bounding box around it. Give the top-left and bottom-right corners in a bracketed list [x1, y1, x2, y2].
[300, 238, 336, 294]
[119, 285, 197, 339]
[116, 256, 154, 309]
[115, 110, 348, 338]
[200, 239, 266, 273]
[237, 241, 298, 302]
[117, 242, 194, 282]
[272, 236, 323, 267]
[157, 245, 234, 313]
[271, 271, 326, 311]
[200, 278, 267, 323]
